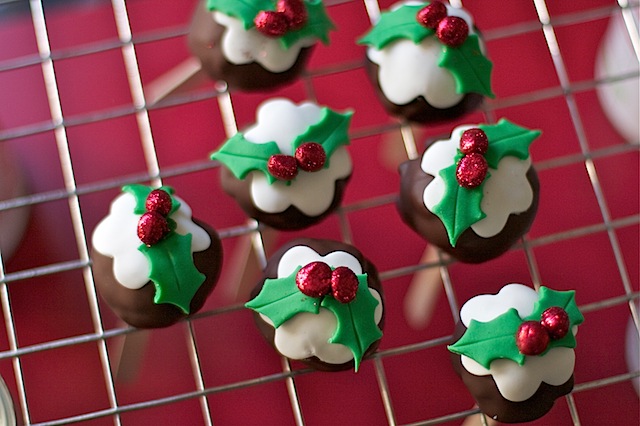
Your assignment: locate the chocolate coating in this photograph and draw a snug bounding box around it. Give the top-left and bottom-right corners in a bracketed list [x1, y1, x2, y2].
[188, 1, 313, 92]
[397, 157, 539, 263]
[92, 220, 223, 329]
[364, 56, 484, 124]
[251, 238, 384, 371]
[219, 166, 351, 230]
[450, 322, 574, 423]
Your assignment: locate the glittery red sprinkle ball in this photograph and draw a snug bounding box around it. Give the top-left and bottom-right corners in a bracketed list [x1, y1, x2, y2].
[459, 128, 489, 155]
[254, 10, 290, 37]
[137, 211, 170, 246]
[416, 1, 447, 29]
[540, 307, 570, 340]
[296, 261, 332, 298]
[436, 16, 469, 47]
[268, 154, 299, 181]
[456, 153, 488, 188]
[277, 0, 308, 31]
[516, 321, 550, 356]
[145, 189, 173, 217]
[295, 142, 326, 172]
[331, 266, 359, 304]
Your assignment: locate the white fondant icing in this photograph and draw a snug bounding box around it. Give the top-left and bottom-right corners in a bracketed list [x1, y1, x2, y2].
[92, 192, 211, 290]
[421, 124, 533, 238]
[458, 284, 577, 402]
[213, 12, 317, 73]
[461, 348, 575, 402]
[263, 245, 383, 365]
[366, 2, 476, 107]
[460, 283, 538, 327]
[244, 99, 352, 216]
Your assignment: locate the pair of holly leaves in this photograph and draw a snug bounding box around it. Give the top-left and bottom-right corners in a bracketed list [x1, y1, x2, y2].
[124, 184, 205, 315]
[246, 266, 382, 371]
[448, 287, 585, 368]
[432, 118, 541, 246]
[207, 0, 334, 49]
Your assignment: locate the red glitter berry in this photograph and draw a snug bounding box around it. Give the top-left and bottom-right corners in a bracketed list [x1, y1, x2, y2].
[436, 16, 469, 47]
[277, 0, 308, 31]
[137, 211, 170, 246]
[268, 154, 299, 181]
[295, 142, 326, 172]
[416, 1, 447, 29]
[540, 307, 570, 340]
[516, 321, 550, 356]
[459, 128, 489, 155]
[296, 261, 332, 298]
[254, 10, 290, 37]
[456, 153, 488, 188]
[331, 266, 359, 304]
[145, 189, 173, 217]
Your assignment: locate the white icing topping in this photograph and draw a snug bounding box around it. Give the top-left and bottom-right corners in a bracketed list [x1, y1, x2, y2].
[366, 2, 476, 107]
[421, 125, 533, 238]
[460, 283, 538, 327]
[461, 348, 575, 402]
[245, 98, 352, 216]
[213, 12, 317, 73]
[92, 192, 211, 290]
[458, 284, 576, 402]
[261, 245, 383, 365]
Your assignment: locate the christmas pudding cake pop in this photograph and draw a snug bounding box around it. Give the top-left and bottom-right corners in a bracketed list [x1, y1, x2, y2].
[91, 184, 223, 328]
[358, 1, 494, 124]
[448, 284, 584, 422]
[397, 119, 540, 263]
[245, 238, 384, 372]
[211, 98, 353, 230]
[188, 0, 334, 92]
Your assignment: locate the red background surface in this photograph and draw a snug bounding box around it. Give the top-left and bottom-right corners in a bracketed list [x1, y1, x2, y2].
[0, 0, 638, 425]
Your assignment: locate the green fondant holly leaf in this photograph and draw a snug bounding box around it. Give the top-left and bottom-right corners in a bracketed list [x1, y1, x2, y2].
[122, 184, 180, 215]
[525, 287, 584, 350]
[207, 0, 273, 30]
[210, 133, 282, 184]
[139, 233, 205, 314]
[245, 267, 321, 328]
[431, 163, 487, 246]
[448, 308, 525, 369]
[321, 276, 382, 371]
[292, 107, 353, 167]
[357, 4, 432, 49]
[438, 34, 494, 97]
[281, 1, 335, 49]
[479, 119, 541, 169]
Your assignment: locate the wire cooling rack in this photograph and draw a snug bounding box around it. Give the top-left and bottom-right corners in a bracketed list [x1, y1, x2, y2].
[0, 0, 638, 424]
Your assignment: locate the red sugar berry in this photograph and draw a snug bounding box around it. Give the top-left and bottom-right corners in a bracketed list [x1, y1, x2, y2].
[516, 321, 550, 356]
[295, 142, 326, 172]
[137, 211, 170, 246]
[459, 128, 489, 155]
[268, 154, 299, 181]
[277, 0, 308, 31]
[436, 16, 469, 47]
[331, 266, 359, 304]
[417, 1, 447, 30]
[456, 153, 488, 188]
[296, 261, 332, 298]
[145, 189, 173, 217]
[254, 10, 290, 37]
[540, 307, 570, 340]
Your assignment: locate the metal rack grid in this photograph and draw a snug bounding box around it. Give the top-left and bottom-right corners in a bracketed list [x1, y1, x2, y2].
[0, 0, 638, 424]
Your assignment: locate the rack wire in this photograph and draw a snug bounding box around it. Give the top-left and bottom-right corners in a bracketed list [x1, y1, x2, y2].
[0, 0, 638, 424]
